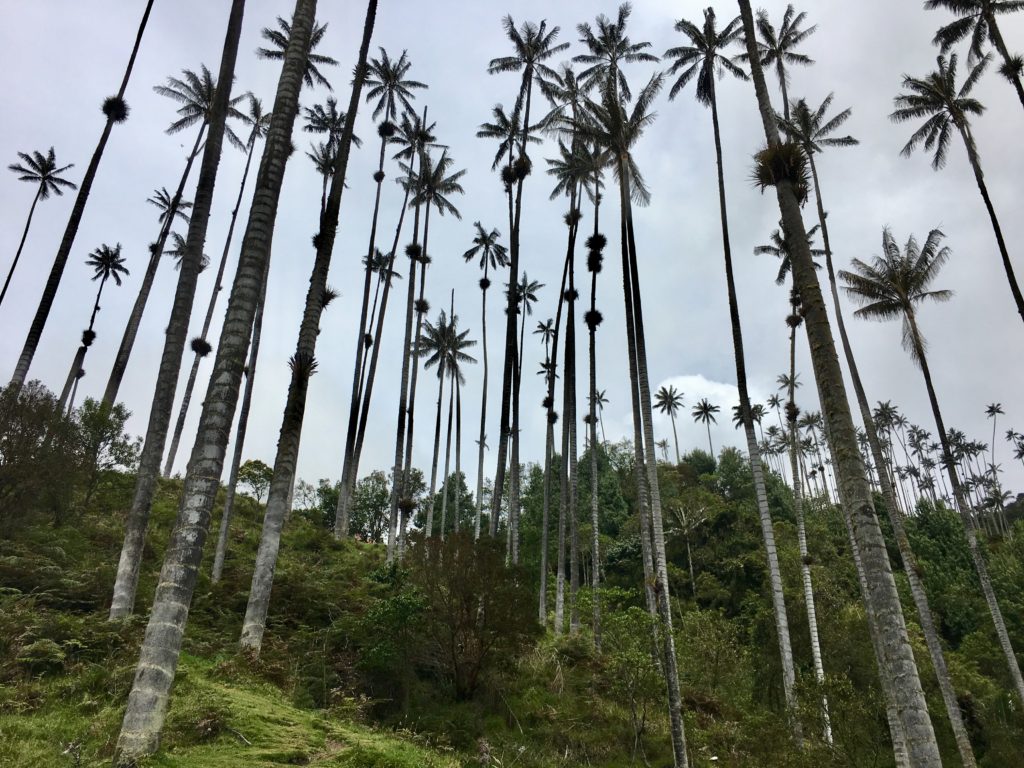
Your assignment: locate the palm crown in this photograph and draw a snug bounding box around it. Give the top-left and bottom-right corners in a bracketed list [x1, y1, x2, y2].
[8, 147, 77, 199]
[237, 94, 272, 149]
[575, 3, 659, 102]
[665, 8, 748, 107]
[87, 243, 129, 286]
[154, 64, 246, 148]
[744, 4, 817, 117]
[408, 151, 466, 218]
[477, 102, 541, 170]
[654, 385, 684, 416]
[303, 97, 363, 151]
[692, 398, 720, 424]
[365, 48, 427, 122]
[257, 16, 338, 91]
[755, 221, 824, 284]
[839, 228, 953, 363]
[488, 16, 568, 86]
[420, 311, 478, 383]
[779, 93, 859, 155]
[890, 53, 988, 169]
[148, 188, 193, 226]
[925, 0, 1024, 59]
[463, 223, 509, 274]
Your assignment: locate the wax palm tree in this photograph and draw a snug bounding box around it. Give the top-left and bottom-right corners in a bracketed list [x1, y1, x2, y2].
[891, 52, 1023, 324]
[663, 22, 808, 717]
[58, 244, 129, 409]
[303, 97, 362, 154]
[439, 318, 476, 539]
[162, 95, 272, 478]
[463, 223, 509, 537]
[755, 220, 824, 284]
[111, 0, 251, 759]
[107, 5, 249, 625]
[367, 112, 438, 549]
[257, 15, 338, 90]
[656, 439, 670, 462]
[737, 8, 945, 761]
[10, 0, 154, 389]
[421, 308, 477, 536]
[103, 65, 245, 406]
[307, 141, 336, 216]
[388, 150, 466, 561]
[743, 4, 817, 121]
[332, 51, 426, 542]
[692, 398, 720, 456]
[574, 3, 659, 102]
[926, 0, 1024, 110]
[577, 66, 687, 763]
[841, 228, 1024, 708]
[654, 384, 684, 463]
[487, 16, 569, 540]
[240, 0, 378, 655]
[3, 148, 77, 308]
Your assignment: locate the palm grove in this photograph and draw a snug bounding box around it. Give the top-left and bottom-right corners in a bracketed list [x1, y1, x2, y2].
[0, 1, 1022, 766]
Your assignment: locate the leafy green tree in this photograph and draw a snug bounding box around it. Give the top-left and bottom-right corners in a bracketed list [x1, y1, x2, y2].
[351, 470, 391, 542]
[238, 459, 273, 503]
[3, 148, 77, 309]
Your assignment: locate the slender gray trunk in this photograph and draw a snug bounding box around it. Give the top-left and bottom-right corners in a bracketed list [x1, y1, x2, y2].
[0, 187, 42, 309]
[239, 0, 377, 653]
[426, 361, 446, 536]
[163, 133, 259, 476]
[113, 5, 311, 759]
[738, 5, 942, 764]
[439, 382, 454, 538]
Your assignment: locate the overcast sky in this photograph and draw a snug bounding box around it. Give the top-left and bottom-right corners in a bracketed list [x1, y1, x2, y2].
[2, 0, 1022, 500]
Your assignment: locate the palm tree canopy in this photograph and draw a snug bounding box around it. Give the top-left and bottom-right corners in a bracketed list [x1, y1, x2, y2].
[890, 52, 988, 170]
[8, 147, 77, 199]
[391, 109, 440, 163]
[545, 138, 603, 201]
[166, 231, 210, 273]
[576, 72, 664, 206]
[692, 397, 720, 424]
[655, 384, 684, 416]
[257, 16, 338, 91]
[238, 94, 273, 149]
[743, 4, 817, 89]
[839, 227, 954, 363]
[477, 101, 541, 170]
[754, 220, 824, 284]
[86, 243, 129, 286]
[537, 62, 592, 136]
[986, 402, 1005, 417]
[487, 16, 568, 83]
[778, 93, 859, 154]
[665, 7, 748, 107]
[365, 48, 427, 121]
[307, 141, 336, 178]
[463, 222, 509, 271]
[925, 0, 1024, 60]
[574, 3, 659, 102]
[364, 248, 401, 285]
[302, 97, 363, 150]
[153, 64, 246, 148]
[420, 310, 478, 383]
[147, 187, 193, 226]
[408, 150, 466, 218]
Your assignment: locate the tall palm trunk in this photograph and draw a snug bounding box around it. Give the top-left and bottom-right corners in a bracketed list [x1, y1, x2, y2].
[474, 271, 490, 539]
[809, 148, 978, 765]
[0, 187, 42, 309]
[426, 360, 447, 536]
[240, 0, 377, 653]
[107, 3, 244, 624]
[439, 381, 455, 538]
[955, 123, 1024, 324]
[708, 81, 801, 739]
[212, 256, 270, 582]
[906, 309, 1024, 708]
[335, 145, 416, 538]
[112, 4, 313, 758]
[58, 274, 110, 409]
[491, 67, 535, 536]
[454, 377, 463, 532]
[163, 131, 260, 476]
[566, 217, 581, 634]
[669, 411, 680, 463]
[10, 0, 154, 388]
[618, 157, 688, 767]
[104, 124, 207, 406]
[588, 191, 603, 649]
[737, 4, 942, 764]
[385, 189, 423, 562]
[335, 102, 394, 530]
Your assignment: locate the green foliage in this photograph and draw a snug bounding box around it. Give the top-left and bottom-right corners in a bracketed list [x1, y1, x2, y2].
[237, 459, 273, 503]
